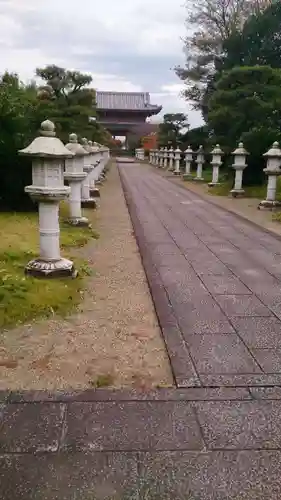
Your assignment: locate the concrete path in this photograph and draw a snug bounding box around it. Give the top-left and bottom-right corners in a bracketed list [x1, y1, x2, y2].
[1, 161, 281, 499]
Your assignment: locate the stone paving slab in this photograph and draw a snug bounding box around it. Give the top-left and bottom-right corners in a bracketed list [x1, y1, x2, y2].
[1, 396, 281, 498]
[63, 401, 204, 452]
[195, 400, 281, 449]
[0, 403, 65, 453]
[118, 163, 281, 388]
[137, 450, 281, 499]
[0, 452, 139, 500]
[2, 449, 281, 499]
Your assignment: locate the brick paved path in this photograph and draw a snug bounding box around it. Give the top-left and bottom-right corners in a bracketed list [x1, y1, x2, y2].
[2, 161, 281, 499]
[119, 162, 281, 389]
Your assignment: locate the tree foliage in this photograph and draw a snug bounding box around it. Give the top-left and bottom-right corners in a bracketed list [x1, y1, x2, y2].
[208, 65, 281, 184]
[0, 66, 111, 210]
[176, 0, 272, 113]
[223, 1, 281, 70]
[158, 113, 189, 147]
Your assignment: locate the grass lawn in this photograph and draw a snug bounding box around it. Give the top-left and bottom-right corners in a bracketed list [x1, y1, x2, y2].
[0, 203, 98, 329]
[209, 177, 281, 201]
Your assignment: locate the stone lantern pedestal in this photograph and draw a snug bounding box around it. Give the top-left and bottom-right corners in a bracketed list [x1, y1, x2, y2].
[19, 120, 76, 278]
[259, 142, 281, 210]
[208, 144, 223, 187]
[88, 141, 101, 199]
[159, 148, 164, 168]
[64, 133, 89, 227]
[230, 142, 248, 197]
[173, 148, 181, 175]
[183, 146, 193, 180]
[81, 138, 97, 209]
[155, 150, 159, 167]
[163, 147, 168, 169]
[168, 147, 174, 171]
[194, 146, 204, 181]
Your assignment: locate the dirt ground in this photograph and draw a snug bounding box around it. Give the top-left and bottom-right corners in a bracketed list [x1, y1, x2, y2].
[0, 163, 173, 390]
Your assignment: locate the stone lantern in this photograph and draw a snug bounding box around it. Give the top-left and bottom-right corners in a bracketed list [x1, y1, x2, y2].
[155, 149, 160, 167]
[159, 148, 164, 168]
[230, 142, 249, 197]
[149, 150, 153, 164]
[183, 146, 193, 180]
[88, 140, 101, 198]
[64, 133, 89, 227]
[163, 147, 169, 169]
[80, 138, 97, 208]
[19, 120, 76, 278]
[150, 149, 155, 165]
[139, 148, 145, 161]
[209, 144, 223, 187]
[173, 147, 181, 175]
[169, 147, 174, 170]
[259, 141, 281, 209]
[195, 145, 205, 181]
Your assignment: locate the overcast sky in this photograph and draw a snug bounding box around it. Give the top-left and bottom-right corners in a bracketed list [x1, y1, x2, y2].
[0, 0, 203, 127]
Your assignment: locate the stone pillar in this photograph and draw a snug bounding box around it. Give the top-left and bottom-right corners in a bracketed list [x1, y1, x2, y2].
[163, 147, 168, 169]
[139, 148, 145, 161]
[230, 142, 249, 197]
[169, 147, 174, 171]
[81, 138, 97, 208]
[89, 141, 101, 198]
[195, 145, 204, 181]
[19, 120, 76, 278]
[64, 133, 89, 227]
[153, 149, 157, 167]
[183, 146, 193, 180]
[159, 148, 164, 168]
[173, 147, 181, 175]
[208, 144, 223, 187]
[259, 141, 281, 209]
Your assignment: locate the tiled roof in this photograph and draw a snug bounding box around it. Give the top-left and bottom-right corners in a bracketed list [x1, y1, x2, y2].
[96, 91, 161, 111]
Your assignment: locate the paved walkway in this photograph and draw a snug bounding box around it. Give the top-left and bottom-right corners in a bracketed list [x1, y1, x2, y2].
[119, 162, 281, 389]
[1, 161, 281, 499]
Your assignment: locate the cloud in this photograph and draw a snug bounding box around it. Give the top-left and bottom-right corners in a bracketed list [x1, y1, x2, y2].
[0, 0, 203, 127]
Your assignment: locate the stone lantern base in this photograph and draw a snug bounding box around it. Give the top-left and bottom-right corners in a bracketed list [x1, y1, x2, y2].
[90, 187, 101, 198]
[173, 171, 181, 176]
[183, 173, 192, 181]
[258, 199, 281, 210]
[25, 257, 77, 279]
[81, 198, 97, 209]
[66, 216, 90, 227]
[208, 182, 221, 187]
[194, 177, 204, 182]
[230, 188, 245, 198]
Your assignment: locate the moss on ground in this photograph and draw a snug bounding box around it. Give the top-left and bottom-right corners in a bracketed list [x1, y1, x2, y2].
[0, 206, 98, 329]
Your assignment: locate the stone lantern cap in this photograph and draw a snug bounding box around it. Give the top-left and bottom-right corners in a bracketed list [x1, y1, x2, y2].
[263, 141, 281, 158]
[89, 140, 100, 153]
[211, 144, 223, 155]
[185, 145, 193, 154]
[169, 146, 174, 151]
[65, 133, 89, 156]
[81, 137, 92, 153]
[197, 145, 204, 154]
[175, 147, 181, 153]
[232, 142, 249, 156]
[263, 141, 281, 174]
[19, 120, 74, 159]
